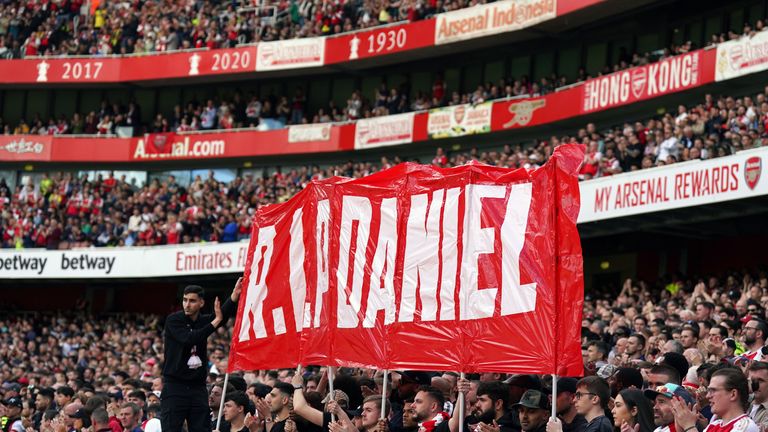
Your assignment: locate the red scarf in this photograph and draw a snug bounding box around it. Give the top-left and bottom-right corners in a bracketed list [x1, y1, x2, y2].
[419, 412, 450, 432]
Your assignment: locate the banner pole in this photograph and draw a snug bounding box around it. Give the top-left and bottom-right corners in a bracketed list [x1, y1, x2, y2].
[380, 370, 388, 419]
[551, 374, 557, 419]
[216, 372, 230, 432]
[328, 367, 336, 422]
[458, 372, 465, 432]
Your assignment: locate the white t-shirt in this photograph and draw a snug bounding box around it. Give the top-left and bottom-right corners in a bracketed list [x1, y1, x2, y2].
[145, 417, 162, 432]
[657, 137, 679, 161]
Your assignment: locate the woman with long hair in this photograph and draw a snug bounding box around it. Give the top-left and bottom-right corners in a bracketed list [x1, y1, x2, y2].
[611, 389, 655, 432]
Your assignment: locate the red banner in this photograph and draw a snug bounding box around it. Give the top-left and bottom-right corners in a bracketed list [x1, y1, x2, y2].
[0, 1, 609, 85]
[0, 135, 52, 161]
[0, 47, 257, 84]
[325, 20, 435, 65]
[228, 144, 585, 374]
[581, 49, 716, 113]
[490, 89, 582, 131]
[128, 126, 352, 161]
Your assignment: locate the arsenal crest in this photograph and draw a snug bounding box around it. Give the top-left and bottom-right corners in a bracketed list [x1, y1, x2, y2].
[745, 156, 762, 190]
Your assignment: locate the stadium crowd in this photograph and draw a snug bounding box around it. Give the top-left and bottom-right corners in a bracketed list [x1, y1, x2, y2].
[0, 14, 762, 135]
[2, 270, 768, 432]
[0, 83, 764, 249]
[0, 0, 465, 59]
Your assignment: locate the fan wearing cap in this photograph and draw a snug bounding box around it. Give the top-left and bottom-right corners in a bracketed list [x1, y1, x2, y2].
[512, 390, 548, 432]
[643, 382, 694, 432]
[70, 408, 93, 431]
[2, 397, 24, 432]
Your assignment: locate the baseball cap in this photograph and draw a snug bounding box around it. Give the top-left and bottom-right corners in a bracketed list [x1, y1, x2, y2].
[644, 383, 695, 405]
[321, 390, 350, 405]
[2, 396, 22, 408]
[504, 374, 542, 391]
[1, 382, 20, 392]
[512, 390, 549, 410]
[597, 364, 617, 379]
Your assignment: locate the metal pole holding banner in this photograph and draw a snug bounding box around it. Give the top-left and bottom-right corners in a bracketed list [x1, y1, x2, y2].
[458, 372, 465, 432]
[551, 375, 557, 420]
[215, 373, 230, 432]
[380, 370, 389, 419]
[328, 367, 336, 422]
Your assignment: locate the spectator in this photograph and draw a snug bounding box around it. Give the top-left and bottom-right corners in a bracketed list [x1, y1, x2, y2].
[514, 390, 549, 432]
[610, 389, 654, 432]
[222, 391, 252, 432]
[574, 376, 612, 432]
[119, 402, 142, 432]
[643, 383, 695, 432]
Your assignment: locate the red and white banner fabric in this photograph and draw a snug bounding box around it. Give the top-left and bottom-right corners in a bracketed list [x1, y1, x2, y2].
[229, 144, 585, 375]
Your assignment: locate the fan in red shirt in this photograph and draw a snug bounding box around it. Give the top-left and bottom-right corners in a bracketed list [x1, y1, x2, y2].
[672, 369, 758, 432]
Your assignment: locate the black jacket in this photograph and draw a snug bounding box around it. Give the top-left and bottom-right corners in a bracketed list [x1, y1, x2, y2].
[162, 297, 236, 384]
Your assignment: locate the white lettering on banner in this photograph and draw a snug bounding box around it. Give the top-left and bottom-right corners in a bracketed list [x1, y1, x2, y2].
[364, 28, 408, 56]
[0, 242, 249, 279]
[399, 190, 445, 322]
[257, 39, 325, 71]
[239, 184, 538, 340]
[288, 124, 332, 143]
[1, 138, 46, 155]
[435, 0, 556, 45]
[355, 113, 415, 149]
[239, 226, 276, 342]
[716, 31, 768, 81]
[583, 52, 700, 112]
[336, 195, 373, 329]
[57, 61, 103, 81]
[579, 148, 768, 223]
[363, 198, 398, 328]
[460, 185, 505, 320]
[500, 183, 537, 315]
[439, 188, 460, 321]
[133, 136, 226, 159]
[289, 209, 307, 332]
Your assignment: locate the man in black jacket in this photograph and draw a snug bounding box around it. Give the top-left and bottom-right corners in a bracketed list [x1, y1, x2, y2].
[161, 279, 242, 432]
